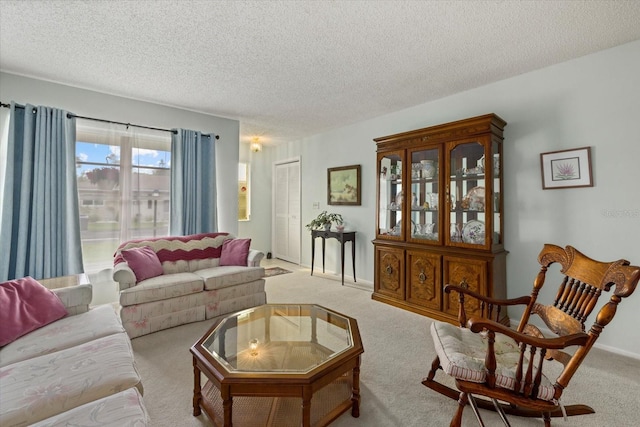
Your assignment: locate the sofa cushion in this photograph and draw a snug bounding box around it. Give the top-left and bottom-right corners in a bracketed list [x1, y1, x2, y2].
[197, 265, 265, 290]
[119, 272, 204, 306]
[30, 387, 150, 427]
[0, 304, 124, 367]
[121, 246, 164, 282]
[0, 276, 68, 347]
[219, 238, 251, 266]
[0, 332, 142, 426]
[162, 257, 220, 275]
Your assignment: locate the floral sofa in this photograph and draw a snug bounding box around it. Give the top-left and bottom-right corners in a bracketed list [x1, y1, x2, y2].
[0, 277, 149, 426]
[113, 232, 266, 338]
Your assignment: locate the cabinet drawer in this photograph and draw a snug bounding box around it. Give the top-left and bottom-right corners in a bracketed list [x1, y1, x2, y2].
[375, 246, 405, 300]
[406, 250, 441, 310]
[443, 256, 487, 318]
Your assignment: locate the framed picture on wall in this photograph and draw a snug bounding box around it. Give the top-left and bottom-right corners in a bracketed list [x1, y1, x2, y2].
[540, 146, 593, 189]
[328, 164, 361, 205]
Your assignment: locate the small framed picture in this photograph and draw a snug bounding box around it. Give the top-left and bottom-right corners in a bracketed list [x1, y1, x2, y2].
[328, 164, 361, 205]
[540, 147, 593, 190]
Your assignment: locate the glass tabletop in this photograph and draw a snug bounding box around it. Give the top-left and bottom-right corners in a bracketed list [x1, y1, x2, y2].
[202, 304, 354, 373]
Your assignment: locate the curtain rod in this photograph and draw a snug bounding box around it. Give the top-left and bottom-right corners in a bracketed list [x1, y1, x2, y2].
[0, 102, 220, 140]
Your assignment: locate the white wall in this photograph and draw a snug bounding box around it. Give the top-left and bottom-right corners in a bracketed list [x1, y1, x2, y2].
[237, 141, 274, 252]
[0, 72, 240, 234]
[248, 40, 640, 357]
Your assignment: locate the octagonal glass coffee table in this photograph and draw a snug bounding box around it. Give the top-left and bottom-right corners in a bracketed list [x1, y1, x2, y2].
[190, 304, 364, 427]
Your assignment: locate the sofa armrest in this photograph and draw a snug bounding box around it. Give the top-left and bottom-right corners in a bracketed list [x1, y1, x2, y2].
[247, 249, 265, 267]
[52, 284, 92, 316]
[113, 262, 137, 291]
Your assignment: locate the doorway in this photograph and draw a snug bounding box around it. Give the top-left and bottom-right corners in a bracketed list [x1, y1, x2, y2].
[272, 158, 301, 264]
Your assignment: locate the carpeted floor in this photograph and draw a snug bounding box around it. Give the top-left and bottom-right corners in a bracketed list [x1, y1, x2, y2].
[131, 260, 640, 427]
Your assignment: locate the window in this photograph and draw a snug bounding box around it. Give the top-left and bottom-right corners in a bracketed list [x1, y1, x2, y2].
[238, 162, 250, 221]
[75, 123, 171, 273]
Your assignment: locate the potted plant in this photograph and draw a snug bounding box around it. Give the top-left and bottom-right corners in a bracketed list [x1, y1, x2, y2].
[306, 211, 344, 231]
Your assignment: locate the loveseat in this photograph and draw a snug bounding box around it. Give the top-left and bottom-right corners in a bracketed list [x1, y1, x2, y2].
[113, 232, 266, 338]
[0, 277, 149, 426]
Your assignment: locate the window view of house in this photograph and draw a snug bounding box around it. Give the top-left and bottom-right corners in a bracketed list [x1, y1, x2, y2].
[75, 124, 171, 274]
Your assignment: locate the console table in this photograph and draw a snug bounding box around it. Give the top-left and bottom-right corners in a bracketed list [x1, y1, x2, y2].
[311, 230, 356, 286]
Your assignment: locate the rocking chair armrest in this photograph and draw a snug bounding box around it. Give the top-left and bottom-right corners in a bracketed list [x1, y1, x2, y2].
[444, 284, 531, 306]
[467, 318, 590, 349]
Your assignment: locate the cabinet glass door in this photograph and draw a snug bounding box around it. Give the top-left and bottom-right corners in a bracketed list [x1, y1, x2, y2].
[492, 139, 502, 245]
[378, 152, 403, 238]
[448, 141, 487, 247]
[409, 147, 440, 243]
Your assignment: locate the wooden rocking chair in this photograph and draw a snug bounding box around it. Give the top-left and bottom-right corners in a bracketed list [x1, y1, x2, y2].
[422, 244, 640, 426]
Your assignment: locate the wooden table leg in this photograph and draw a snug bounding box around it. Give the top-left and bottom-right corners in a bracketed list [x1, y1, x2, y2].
[222, 385, 233, 427]
[302, 386, 312, 426]
[351, 357, 361, 417]
[192, 357, 202, 416]
[321, 238, 326, 273]
[340, 238, 346, 285]
[351, 239, 356, 283]
[311, 235, 315, 276]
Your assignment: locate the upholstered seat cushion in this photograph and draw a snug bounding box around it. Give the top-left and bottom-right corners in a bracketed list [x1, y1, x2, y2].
[119, 272, 204, 306]
[30, 387, 150, 427]
[197, 265, 265, 290]
[430, 321, 556, 401]
[0, 332, 143, 426]
[0, 304, 124, 367]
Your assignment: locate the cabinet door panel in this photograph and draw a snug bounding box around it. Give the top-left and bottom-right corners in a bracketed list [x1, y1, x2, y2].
[407, 146, 442, 245]
[443, 256, 487, 318]
[377, 151, 405, 240]
[375, 246, 404, 299]
[407, 250, 441, 310]
[447, 139, 492, 250]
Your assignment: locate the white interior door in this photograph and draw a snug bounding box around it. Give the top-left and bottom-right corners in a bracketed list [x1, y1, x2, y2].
[273, 158, 301, 264]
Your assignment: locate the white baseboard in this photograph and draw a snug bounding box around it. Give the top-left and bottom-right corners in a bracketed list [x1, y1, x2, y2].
[300, 262, 373, 291]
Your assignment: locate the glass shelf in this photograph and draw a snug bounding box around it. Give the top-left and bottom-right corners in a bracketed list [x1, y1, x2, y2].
[378, 151, 403, 238]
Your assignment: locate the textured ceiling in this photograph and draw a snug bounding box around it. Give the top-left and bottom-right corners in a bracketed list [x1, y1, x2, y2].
[1, 1, 640, 146]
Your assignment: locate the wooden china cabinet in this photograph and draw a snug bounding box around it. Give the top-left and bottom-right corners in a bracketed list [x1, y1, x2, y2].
[372, 114, 508, 325]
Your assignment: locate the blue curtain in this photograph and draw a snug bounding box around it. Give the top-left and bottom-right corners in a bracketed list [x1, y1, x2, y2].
[0, 102, 84, 281]
[170, 129, 217, 235]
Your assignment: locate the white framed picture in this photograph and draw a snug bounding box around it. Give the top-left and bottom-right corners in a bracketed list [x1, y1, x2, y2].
[540, 147, 593, 189]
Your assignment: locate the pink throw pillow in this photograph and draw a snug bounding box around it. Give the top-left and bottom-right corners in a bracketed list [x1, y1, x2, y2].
[121, 246, 164, 282]
[0, 276, 69, 347]
[219, 238, 251, 266]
